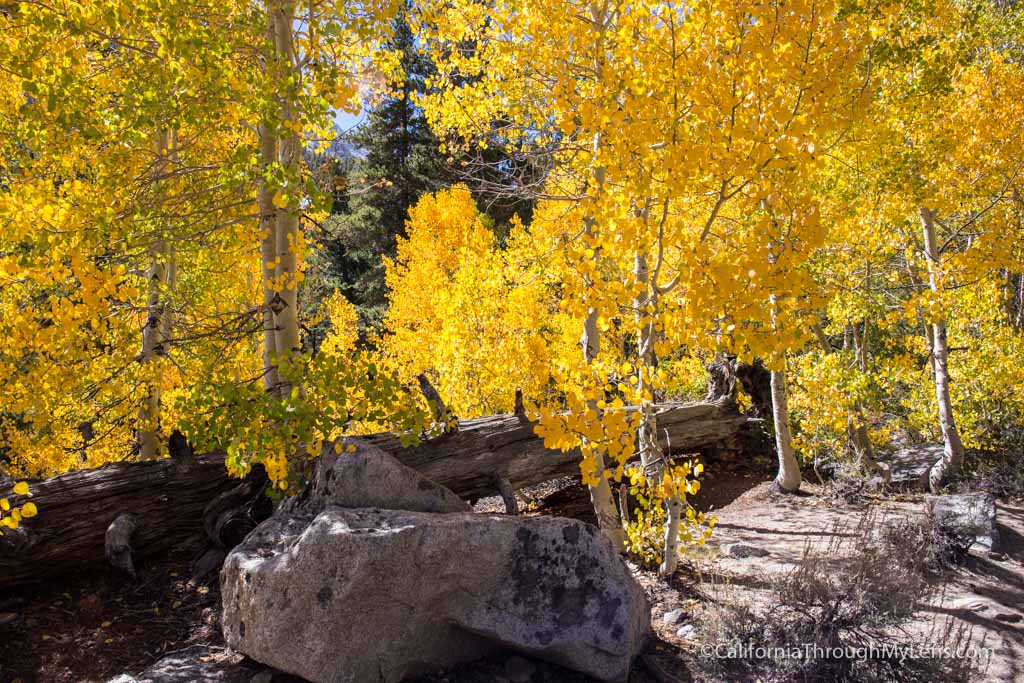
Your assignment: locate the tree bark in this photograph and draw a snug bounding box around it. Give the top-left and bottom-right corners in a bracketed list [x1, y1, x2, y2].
[564, 1, 628, 554]
[580, 305, 629, 552]
[633, 250, 682, 575]
[258, 6, 282, 397]
[575, 120, 628, 551]
[768, 289, 800, 492]
[919, 206, 966, 492]
[270, 1, 302, 397]
[137, 130, 176, 460]
[258, 118, 281, 397]
[770, 361, 801, 492]
[734, 359, 773, 419]
[0, 400, 746, 590]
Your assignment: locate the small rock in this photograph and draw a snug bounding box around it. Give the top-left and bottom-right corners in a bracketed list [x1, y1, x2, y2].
[108, 645, 239, 682]
[815, 461, 840, 481]
[0, 612, 19, 626]
[995, 613, 1023, 624]
[925, 493, 1000, 553]
[189, 548, 226, 586]
[661, 608, 685, 625]
[721, 543, 769, 558]
[865, 476, 887, 493]
[280, 439, 468, 516]
[675, 624, 696, 639]
[952, 598, 991, 614]
[504, 656, 535, 683]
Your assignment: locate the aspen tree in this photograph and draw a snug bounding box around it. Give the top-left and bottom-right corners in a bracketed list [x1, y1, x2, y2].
[259, 10, 283, 398]
[577, 3, 629, 549]
[417, 0, 878, 566]
[269, 1, 303, 401]
[919, 206, 967, 490]
[138, 131, 179, 460]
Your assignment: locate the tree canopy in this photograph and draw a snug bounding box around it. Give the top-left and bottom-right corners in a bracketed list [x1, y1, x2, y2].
[1, 0, 1022, 568]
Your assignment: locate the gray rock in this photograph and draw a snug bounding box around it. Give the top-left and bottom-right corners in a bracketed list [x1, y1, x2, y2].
[221, 508, 649, 683]
[925, 493, 1000, 553]
[721, 543, 769, 559]
[107, 646, 244, 683]
[189, 548, 227, 586]
[661, 608, 685, 625]
[888, 444, 944, 491]
[951, 598, 991, 614]
[865, 476, 887, 493]
[675, 624, 696, 639]
[280, 439, 468, 515]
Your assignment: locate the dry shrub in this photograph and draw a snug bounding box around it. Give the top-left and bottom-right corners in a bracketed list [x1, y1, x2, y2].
[951, 449, 1024, 499]
[697, 511, 981, 682]
[820, 461, 875, 507]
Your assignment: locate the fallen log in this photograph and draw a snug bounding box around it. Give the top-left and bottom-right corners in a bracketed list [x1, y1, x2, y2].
[358, 399, 749, 502]
[0, 399, 750, 591]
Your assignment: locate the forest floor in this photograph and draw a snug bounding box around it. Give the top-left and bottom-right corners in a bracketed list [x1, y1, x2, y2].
[1, 450, 1022, 683]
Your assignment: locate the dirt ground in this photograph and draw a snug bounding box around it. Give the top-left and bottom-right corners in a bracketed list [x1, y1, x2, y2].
[0, 540, 244, 683]
[648, 481, 1024, 682]
[2, 456, 1022, 683]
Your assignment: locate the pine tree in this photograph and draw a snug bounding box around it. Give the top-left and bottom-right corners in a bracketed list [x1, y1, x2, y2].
[315, 8, 450, 332]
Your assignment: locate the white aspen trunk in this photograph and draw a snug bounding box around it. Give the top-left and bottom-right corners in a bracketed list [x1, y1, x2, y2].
[138, 252, 166, 460]
[258, 121, 281, 397]
[258, 8, 282, 397]
[581, 305, 627, 552]
[577, 123, 626, 550]
[919, 206, 966, 492]
[161, 245, 176, 346]
[559, 1, 624, 552]
[270, 1, 302, 399]
[634, 251, 681, 575]
[770, 360, 801, 492]
[138, 131, 175, 460]
[768, 290, 800, 492]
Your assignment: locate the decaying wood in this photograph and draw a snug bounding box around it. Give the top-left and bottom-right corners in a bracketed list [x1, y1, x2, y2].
[514, 388, 528, 423]
[358, 399, 747, 503]
[494, 477, 519, 515]
[734, 360, 773, 419]
[105, 512, 138, 577]
[417, 373, 455, 432]
[203, 472, 271, 549]
[1, 453, 234, 591]
[0, 399, 750, 590]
